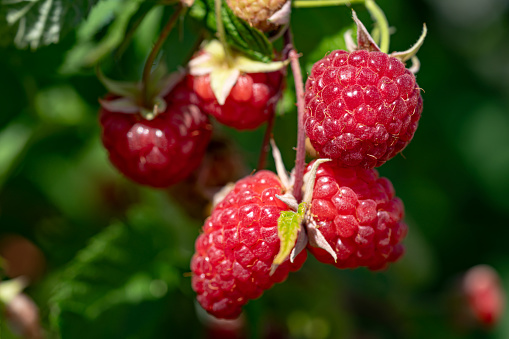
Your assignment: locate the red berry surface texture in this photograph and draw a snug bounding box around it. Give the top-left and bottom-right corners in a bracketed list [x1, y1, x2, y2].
[190, 71, 284, 130]
[100, 80, 212, 187]
[304, 50, 423, 168]
[191, 170, 307, 319]
[306, 160, 407, 270]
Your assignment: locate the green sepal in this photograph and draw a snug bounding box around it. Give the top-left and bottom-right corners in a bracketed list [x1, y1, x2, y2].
[390, 24, 428, 62]
[96, 67, 141, 98]
[189, 40, 288, 105]
[272, 202, 307, 270]
[189, 0, 274, 62]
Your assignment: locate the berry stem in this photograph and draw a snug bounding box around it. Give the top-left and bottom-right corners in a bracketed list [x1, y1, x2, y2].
[365, 0, 390, 53]
[291, 0, 390, 53]
[214, 0, 234, 66]
[257, 111, 276, 171]
[284, 29, 306, 203]
[142, 3, 184, 108]
[292, 0, 364, 8]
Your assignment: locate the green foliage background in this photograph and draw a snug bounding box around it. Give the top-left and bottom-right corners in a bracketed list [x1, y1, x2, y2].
[1, 0, 509, 338]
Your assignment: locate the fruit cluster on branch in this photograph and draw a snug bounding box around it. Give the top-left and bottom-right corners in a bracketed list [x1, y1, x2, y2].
[96, 0, 425, 320]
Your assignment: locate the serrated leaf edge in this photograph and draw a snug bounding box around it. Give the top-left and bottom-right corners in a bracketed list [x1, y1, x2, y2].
[271, 202, 307, 274]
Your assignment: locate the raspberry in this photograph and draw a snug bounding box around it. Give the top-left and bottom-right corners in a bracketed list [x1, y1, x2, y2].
[191, 170, 307, 319]
[226, 0, 289, 32]
[463, 265, 506, 327]
[189, 71, 284, 130]
[305, 160, 407, 270]
[304, 50, 423, 168]
[100, 79, 212, 188]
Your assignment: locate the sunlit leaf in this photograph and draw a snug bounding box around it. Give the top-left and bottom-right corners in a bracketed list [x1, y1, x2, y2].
[1, 0, 99, 49]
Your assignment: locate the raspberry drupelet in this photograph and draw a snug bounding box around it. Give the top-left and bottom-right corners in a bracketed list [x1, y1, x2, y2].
[304, 50, 423, 168]
[100, 79, 212, 188]
[189, 70, 284, 130]
[191, 170, 307, 319]
[306, 160, 407, 270]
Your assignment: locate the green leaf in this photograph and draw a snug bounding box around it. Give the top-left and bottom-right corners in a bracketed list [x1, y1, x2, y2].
[48, 208, 181, 339]
[0, 117, 36, 190]
[60, 0, 143, 73]
[189, 0, 273, 62]
[0, 0, 100, 50]
[272, 203, 307, 268]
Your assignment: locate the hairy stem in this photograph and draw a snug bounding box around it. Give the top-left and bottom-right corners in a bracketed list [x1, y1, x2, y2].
[284, 30, 306, 202]
[257, 111, 276, 171]
[142, 4, 184, 107]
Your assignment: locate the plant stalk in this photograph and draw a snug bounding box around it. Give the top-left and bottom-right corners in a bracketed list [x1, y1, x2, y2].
[142, 4, 184, 108]
[365, 0, 390, 53]
[214, 0, 234, 66]
[284, 30, 306, 203]
[292, 0, 390, 52]
[292, 0, 364, 8]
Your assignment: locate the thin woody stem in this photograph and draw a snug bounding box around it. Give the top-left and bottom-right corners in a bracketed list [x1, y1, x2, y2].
[142, 4, 184, 107]
[284, 29, 306, 203]
[257, 111, 276, 171]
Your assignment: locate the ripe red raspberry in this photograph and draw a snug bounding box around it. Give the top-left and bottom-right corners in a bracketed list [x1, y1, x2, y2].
[305, 160, 407, 270]
[189, 71, 284, 130]
[191, 170, 307, 319]
[100, 80, 212, 187]
[304, 50, 423, 168]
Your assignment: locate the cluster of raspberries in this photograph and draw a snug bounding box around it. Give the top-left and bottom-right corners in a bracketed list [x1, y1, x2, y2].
[190, 48, 423, 318]
[100, 65, 285, 188]
[98, 6, 423, 320]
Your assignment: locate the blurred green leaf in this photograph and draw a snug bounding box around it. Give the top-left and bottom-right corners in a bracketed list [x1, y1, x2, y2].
[34, 85, 90, 125]
[115, 1, 162, 59]
[0, 0, 99, 49]
[0, 118, 35, 189]
[305, 23, 354, 74]
[60, 0, 144, 73]
[49, 209, 179, 338]
[189, 0, 273, 62]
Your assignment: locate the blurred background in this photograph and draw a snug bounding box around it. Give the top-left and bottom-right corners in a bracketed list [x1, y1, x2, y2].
[1, 0, 509, 338]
